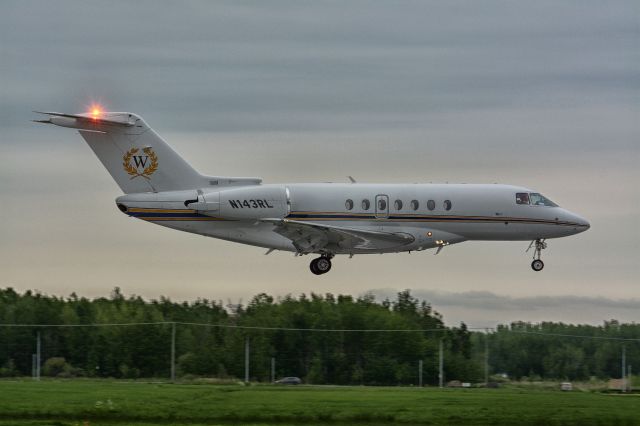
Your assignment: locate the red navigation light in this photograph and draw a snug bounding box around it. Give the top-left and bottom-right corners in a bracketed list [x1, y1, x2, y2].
[89, 105, 102, 120]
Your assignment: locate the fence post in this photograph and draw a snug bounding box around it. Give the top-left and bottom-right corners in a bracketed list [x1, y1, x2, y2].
[36, 331, 41, 381]
[438, 339, 443, 388]
[622, 345, 626, 392]
[244, 337, 250, 384]
[484, 328, 490, 386]
[271, 357, 275, 383]
[418, 359, 423, 387]
[170, 322, 176, 382]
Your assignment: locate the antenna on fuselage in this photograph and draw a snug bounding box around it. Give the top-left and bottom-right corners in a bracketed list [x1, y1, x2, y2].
[348, 176, 357, 183]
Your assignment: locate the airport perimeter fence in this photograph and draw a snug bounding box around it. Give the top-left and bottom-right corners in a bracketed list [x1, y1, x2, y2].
[0, 321, 639, 390]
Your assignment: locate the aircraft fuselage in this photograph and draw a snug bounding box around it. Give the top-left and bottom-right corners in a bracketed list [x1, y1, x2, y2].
[116, 183, 589, 255]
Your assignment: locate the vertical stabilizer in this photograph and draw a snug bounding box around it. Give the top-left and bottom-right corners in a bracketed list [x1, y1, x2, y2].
[34, 110, 263, 193]
[35, 111, 204, 193]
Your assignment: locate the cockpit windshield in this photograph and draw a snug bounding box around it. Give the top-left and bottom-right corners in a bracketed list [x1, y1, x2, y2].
[530, 193, 558, 207]
[516, 192, 558, 207]
[516, 193, 530, 205]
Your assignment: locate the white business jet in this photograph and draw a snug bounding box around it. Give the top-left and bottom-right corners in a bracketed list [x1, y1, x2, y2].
[35, 109, 590, 275]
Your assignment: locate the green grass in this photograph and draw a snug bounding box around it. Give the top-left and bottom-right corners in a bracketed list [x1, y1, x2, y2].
[0, 380, 638, 426]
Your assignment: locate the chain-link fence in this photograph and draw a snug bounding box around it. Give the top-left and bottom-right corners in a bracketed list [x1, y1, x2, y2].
[2, 321, 638, 391]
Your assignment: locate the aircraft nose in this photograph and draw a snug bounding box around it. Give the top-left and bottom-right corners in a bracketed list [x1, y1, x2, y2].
[566, 211, 590, 232]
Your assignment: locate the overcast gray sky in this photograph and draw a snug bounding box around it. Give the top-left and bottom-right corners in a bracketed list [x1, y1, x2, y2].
[1, 1, 638, 327]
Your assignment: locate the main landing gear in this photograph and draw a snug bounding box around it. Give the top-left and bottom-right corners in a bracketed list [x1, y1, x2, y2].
[310, 255, 333, 275]
[527, 239, 547, 272]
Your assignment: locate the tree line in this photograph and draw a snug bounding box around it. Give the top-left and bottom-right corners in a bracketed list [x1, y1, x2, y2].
[0, 287, 637, 384]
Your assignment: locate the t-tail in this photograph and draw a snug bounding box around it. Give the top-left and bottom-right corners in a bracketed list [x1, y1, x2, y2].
[33, 110, 261, 193]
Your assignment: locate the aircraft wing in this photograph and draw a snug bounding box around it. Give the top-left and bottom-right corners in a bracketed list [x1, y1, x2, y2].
[263, 218, 415, 254]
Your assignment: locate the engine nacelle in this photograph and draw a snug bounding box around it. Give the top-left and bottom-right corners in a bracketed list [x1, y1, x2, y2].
[116, 189, 198, 212]
[115, 186, 287, 221]
[192, 186, 288, 220]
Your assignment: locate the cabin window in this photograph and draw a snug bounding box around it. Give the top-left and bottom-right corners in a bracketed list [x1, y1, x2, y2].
[444, 200, 452, 211]
[530, 193, 558, 207]
[378, 198, 387, 211]
[427, 199, 436, 211]
[362, 199, 370, 210]
[345, 199, 354, 210]
[410, 200, 419, 211]
[394, 199, 403, 210]
[516, 193, 530, 205]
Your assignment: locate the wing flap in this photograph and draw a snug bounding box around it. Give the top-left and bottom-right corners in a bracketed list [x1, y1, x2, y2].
[263, 218, 415, 254]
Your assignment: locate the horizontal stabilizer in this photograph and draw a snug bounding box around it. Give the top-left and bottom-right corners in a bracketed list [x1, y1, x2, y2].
[33, 111, 135, 128]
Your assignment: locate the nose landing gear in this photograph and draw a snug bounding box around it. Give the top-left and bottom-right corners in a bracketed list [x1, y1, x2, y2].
[527, 239, 547, 271]
[531, 259, 544, 271]
[310, 255, 333, 275]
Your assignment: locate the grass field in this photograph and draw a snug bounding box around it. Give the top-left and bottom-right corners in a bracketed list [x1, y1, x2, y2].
[0, 380, 638, 426]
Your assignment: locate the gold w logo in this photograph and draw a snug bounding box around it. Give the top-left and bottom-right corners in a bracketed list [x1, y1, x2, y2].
[123, 147, 158, 180]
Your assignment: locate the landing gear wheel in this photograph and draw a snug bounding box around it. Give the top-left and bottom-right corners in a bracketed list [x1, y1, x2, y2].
[310, 259, 321, 275]
[531, 259, 544, 272]
[316, 257, 332, 274]
[309, 257, 332, 275]
[527, 239, 547, 272]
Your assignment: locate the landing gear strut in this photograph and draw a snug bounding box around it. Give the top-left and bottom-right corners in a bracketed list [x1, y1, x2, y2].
[527, 239, 547, 272]
[310, 255, 333, 275]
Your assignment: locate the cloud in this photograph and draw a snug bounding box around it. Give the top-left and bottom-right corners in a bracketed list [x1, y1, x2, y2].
[371, 288, 640, 312]
[368, 288, 640, 327]
[1, 1, 637, 132]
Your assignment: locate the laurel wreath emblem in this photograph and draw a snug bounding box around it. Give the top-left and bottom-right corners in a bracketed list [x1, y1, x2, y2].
[122, 147, 158, 180]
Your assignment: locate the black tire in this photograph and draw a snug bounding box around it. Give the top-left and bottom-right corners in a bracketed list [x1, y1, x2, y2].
[316, 257, 332, 274]
[531, 259, 544, 272]
[309, 259, 322, 275]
